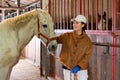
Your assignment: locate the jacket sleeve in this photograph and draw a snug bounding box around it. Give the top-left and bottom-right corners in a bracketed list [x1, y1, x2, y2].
[78, 42, 93, 69]
[51, 33, 67, 44]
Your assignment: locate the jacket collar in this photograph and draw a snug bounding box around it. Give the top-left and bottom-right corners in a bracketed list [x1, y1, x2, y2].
[73, 31, 86, 39]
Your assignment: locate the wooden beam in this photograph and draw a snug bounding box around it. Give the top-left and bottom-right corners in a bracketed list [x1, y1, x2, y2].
[0, 0, 40, 10]
[0, 7, 21, 10]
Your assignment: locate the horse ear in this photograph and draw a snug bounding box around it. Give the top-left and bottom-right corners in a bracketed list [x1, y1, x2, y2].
[97, 13, 101, 22]
[103, 11, 106, 19]
[103, 11, 106, 16]
[98, 13, 101, 18]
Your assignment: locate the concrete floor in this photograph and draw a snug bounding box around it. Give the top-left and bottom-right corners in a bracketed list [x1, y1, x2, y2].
[10, 59, 40, 80]
[10, 58, 57, 80]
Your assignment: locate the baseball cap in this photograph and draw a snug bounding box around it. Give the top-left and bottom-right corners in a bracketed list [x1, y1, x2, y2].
[71, 15, 87, 23]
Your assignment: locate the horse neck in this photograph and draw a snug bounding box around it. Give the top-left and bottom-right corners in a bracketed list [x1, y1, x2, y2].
[17, 18, 37, 50]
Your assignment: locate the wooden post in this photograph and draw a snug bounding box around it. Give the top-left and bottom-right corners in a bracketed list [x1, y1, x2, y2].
[17, 9, 20, 16]
[2, 9, 5, 21]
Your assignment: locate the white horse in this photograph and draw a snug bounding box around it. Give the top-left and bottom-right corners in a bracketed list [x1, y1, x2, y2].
[0, 9, 57, 80]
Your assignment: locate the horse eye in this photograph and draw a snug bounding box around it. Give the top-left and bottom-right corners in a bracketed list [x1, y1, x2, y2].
[42, 24, 47, 28]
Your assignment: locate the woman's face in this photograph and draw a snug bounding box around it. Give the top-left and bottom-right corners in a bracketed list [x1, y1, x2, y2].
[73, 21, 84, 31]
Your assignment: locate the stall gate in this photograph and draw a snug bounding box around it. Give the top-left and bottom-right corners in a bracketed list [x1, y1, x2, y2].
[45, 0, 120, 80]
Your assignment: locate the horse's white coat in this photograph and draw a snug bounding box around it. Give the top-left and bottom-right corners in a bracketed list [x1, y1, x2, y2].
[0, 9, 57, 80]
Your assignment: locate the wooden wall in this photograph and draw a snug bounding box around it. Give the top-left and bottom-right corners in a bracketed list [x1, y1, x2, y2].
[25, 36, 40, 67]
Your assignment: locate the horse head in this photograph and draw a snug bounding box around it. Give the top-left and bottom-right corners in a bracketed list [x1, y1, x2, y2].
[98, 11, 112, 30]
[36, 9, 57, 51]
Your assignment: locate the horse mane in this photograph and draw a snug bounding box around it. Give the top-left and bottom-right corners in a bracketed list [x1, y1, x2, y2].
[1, 9, 38, 27]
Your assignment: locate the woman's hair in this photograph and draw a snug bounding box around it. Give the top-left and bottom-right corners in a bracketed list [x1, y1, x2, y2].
[81, 22, 87, 32]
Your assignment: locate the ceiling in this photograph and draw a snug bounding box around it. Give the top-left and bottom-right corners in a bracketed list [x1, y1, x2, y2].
[0, 0, 40, 8]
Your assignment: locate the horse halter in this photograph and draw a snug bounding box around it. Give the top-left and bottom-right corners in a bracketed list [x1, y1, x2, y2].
[36, 17, 49, 46]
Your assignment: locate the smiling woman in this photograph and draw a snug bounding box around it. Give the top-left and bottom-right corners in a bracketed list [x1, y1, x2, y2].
[50, 15, 92, 80]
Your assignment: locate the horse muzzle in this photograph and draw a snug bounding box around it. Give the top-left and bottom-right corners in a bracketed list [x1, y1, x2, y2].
[47, 40, 57, 52]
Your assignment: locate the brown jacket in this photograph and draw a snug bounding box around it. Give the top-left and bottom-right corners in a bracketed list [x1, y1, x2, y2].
[55, 31, 93, 70]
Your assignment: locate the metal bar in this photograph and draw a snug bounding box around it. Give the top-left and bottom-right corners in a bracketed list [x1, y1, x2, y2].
[60, 0, 62, 29]
[79, 0, 82, 14]
[106, 0, 109, 30]
[57, 0, 59, 29]
[112, 0, 117, 80]
[67, 0, 70, 29]
[69, 0, 72, 29]
[112, 37, 116, 80]
[96, 0, 98, 30]
[83, 0, 85, 15]
[101, 0, 103, 30]
[86, 30, 114, 36]
[62, 0, 64, 29]
[53, 0, 55, 26]
[48, 0, 51, 17]
[64, 0, 67, 29]
[92, 42, 120, 47]
[54, 0, 57, 28]
[87, 0, 89, 30]
[73, 0, 76, 17]
[91, 0, 94, 30]
[65, 0, 68, 29]
[63, 0, 65, 29]
[57, 0, 60, 29]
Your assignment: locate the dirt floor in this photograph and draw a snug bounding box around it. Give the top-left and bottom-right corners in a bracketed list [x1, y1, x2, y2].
[10, 59, 40, 80]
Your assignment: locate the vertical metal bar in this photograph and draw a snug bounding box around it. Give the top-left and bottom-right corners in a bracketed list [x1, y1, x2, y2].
[74, 0, 77, 17]
[91, 0, 94, 30]
[63, 0, 65, 29]
[52, 0, 55, 25]
[48, 0, 51, 15]
[87, 0, 89, 30]
[71, 0, 74, 17]
[69, 0, 72, 29]
[67, 0, 69, 29]
[57, 0, 60, 29]
[83, 0, 85, 15]
[106, 0, 109, 30]
[112, 37, 116, 80]
[60, 0, 62, 29]
[54, 0, 56, 29]
[74, 0, 76, 17]
[112, 0, 117, 80]
[63, 0, 67, 29]
[65, 0, 68, 29]
[101, 0, 103, 30]
[61, 0, 63, 29]
[113, 0, 117, 31]
[96, 0, 98, 30]
[79, 0, 82, 14]
[56, 0, 58, 29]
